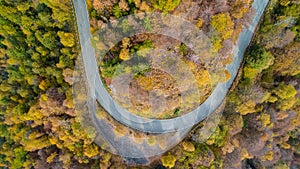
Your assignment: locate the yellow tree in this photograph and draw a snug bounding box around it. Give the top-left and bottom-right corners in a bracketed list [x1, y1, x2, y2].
[161, 154, 176, 168]
[57, 31, 75, 47]
[153, 0, 180, 12]
[211, 13, 234, 40]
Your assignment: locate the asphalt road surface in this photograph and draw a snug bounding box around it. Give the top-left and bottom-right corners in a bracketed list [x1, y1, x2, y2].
[73, 0, 269, 133]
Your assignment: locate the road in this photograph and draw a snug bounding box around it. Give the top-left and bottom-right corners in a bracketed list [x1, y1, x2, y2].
[73, 0, 269, 134]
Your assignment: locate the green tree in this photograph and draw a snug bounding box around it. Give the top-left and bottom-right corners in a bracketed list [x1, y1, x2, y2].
[113, 5, 124, 18]
[11, 147, 26, 169]
[35, 31, 58, 50]
[243, 44, 274, 80]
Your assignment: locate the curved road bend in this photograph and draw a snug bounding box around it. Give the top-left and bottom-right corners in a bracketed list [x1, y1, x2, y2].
[73, 0, 269, 133]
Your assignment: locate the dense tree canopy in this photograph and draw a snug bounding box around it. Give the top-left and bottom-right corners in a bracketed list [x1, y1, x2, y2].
[0, 0, 299, 168]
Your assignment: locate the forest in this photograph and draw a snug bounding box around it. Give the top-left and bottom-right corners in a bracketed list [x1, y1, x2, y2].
[0, 0, 299, 168]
